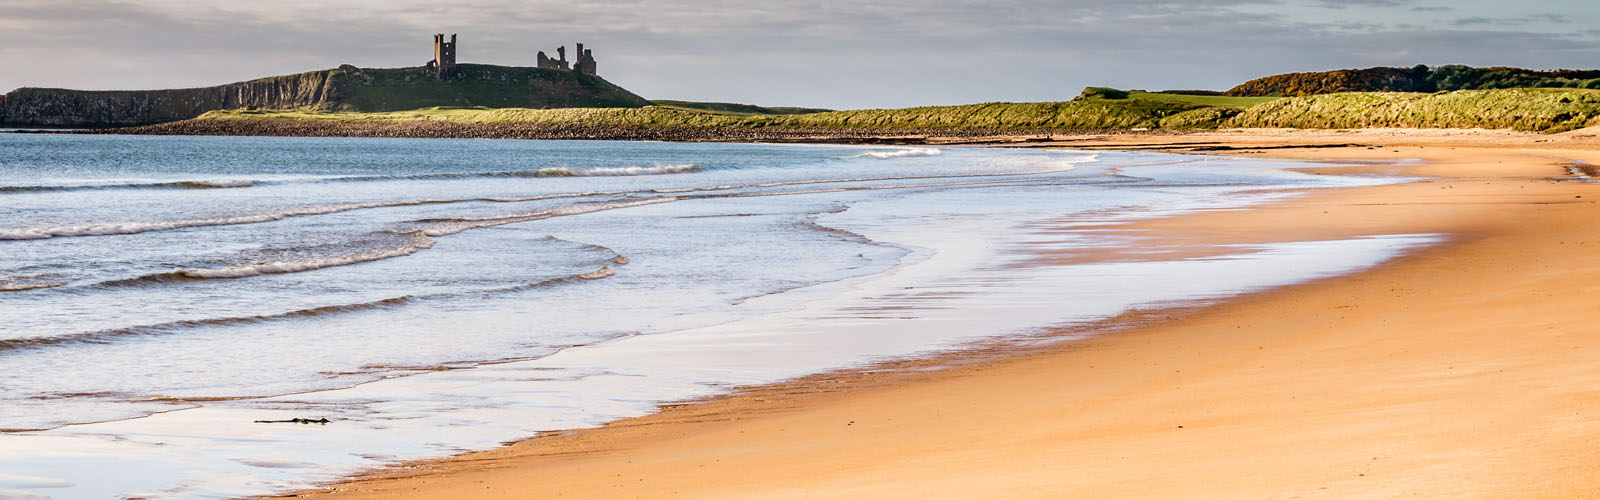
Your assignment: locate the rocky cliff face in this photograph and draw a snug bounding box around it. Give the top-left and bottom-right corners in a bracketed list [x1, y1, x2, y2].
[1, 71, 335, 127]
[0, 65, 648, 127]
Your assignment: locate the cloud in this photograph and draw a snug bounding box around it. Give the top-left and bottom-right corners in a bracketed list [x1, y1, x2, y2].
[1316, 0, 1415, 8]
[1454, 13, 1575, 27]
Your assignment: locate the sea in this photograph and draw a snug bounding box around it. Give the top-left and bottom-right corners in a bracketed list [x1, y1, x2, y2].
[0, 134, 1431, 499]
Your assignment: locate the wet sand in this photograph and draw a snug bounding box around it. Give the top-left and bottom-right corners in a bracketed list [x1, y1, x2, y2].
[273, 128, 1600, 499]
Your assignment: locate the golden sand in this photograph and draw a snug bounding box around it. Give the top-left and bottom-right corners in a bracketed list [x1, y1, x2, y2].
[275, 128, 1600, 499]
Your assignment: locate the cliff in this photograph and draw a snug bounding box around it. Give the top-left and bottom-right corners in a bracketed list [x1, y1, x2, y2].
[0, 64, 650, 127]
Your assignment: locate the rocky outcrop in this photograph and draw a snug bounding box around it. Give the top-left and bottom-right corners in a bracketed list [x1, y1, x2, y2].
[1, 65, 648, 127]
[1, 71, 335, 127]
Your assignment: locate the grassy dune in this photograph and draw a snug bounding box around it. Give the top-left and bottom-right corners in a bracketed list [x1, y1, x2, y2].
[196, 88, 1600, 133]
[1230, 88, 1600, 132]
[1127, 91, 1279, 109]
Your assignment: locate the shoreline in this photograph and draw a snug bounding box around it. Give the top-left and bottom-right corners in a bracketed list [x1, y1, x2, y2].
[21, 118, 1600, 152]
[265, 129, 1600, 499]
[34, 120, 1075, 144]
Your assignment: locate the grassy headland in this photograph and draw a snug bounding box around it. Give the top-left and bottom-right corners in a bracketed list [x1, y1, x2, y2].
[328, 64, 649, 111]
[0, 64, 649, 127]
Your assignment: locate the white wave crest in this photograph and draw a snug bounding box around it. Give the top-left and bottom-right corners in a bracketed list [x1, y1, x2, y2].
[577, 266, 615, 280]
[0, 178, 256, 193]
[419, 197, 679, 237]
[0, 282, 65, 292]
[163, 233, 436, 280]
[1059, 154, 1099, 165]
[0, 199, 458, 241]
[176, 180, 255, 189]
[1049, 154, 1099, 171]
[849, 148, 943, 160]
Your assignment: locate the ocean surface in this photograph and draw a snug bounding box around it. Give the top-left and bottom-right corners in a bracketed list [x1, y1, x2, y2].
[0, 134, 1429, 499]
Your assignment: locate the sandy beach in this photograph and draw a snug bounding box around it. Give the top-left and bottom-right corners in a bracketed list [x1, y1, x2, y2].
[273, 128, 1600, 499]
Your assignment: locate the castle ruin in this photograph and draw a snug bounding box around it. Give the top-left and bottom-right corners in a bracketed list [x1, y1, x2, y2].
[428, 33, 457, 78]
[537, 42, 598, 75]
[427, 34, 598, 77]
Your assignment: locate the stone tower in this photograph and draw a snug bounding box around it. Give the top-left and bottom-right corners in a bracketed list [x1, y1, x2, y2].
[432, 33, 457, 78]
[574, 42, 597, 75]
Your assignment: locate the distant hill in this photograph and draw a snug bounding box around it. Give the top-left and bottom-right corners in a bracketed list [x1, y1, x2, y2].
[0, 64, 650, 127]
[1227, 65, 1600, 97]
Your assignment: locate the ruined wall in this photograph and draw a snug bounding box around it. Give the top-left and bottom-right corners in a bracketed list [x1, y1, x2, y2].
[536, 43, 596, 75]
[1, 71, 337, 127]
[575, 49, 597, 75]
[537, 51, 568, 70]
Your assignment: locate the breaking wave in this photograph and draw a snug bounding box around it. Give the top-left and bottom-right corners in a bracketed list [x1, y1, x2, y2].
[0, 282, 65, 292]
[325, 164, 703, 182]
[0, 179, 255, 193]
[0, 264, 620, 354]
[0, 155, 1095, 241]
[519, 165, 701, 177]
[0, 271, 71, 292]
[0, 198, 462, 241]
[416, 197, 680, 237]
[577, 266, 615, 280]
[172, 180, 254, 189]
[651, 155, 1096, 194]
[0, 296, 422, 353]
[0, 165, 700, 196]
[102, 232, 437, 286]
[846, 148, 943, 160]
[91, 222, 633, 289]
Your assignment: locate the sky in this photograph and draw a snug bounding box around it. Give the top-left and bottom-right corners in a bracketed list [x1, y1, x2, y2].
[2, 0, 1597, 109]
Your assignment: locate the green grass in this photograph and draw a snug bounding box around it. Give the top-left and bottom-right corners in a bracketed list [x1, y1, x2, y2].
[327, 64, 650, 111]
[1127, 91, 1280, 109]
[772, 99, 1205, 129]
[196, 87, 1600, 133]
[203, 98, 1209, 130]
[1229, 88, 1600, 133]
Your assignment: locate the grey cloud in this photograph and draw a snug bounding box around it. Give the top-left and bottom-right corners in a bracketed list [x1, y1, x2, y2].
[1315, 0, 1415, 9]
[1454, 13, 1576, 27]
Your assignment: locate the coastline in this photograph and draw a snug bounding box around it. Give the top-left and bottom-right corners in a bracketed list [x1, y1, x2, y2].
[40, 120, 1060, 143]
[271, 129, 1600, 499]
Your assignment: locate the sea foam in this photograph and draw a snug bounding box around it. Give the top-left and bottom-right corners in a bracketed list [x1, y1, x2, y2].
[848, 148, 943, 159]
